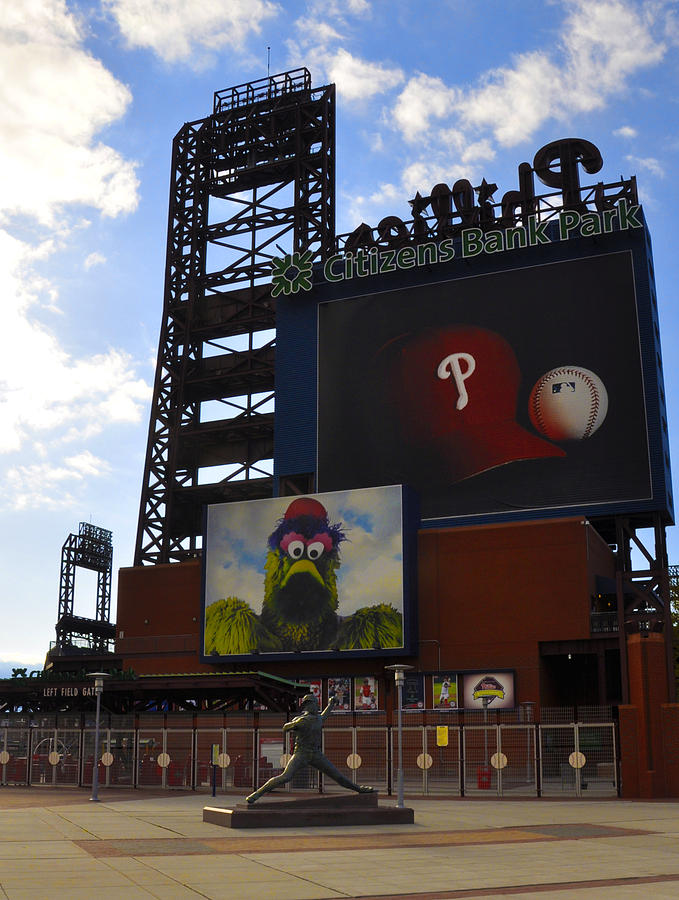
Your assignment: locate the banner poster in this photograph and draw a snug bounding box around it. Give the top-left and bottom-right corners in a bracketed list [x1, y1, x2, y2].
[355, 676, 379, 711]
[462, 671, 515, 710]
[327, 676, 351, 710]
[432, 674, 458, 709]
[403, 673, 425, 709]
[299, 679, 322, 708]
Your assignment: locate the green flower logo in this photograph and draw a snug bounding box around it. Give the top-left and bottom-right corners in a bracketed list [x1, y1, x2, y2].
[271, 251, 314, 297]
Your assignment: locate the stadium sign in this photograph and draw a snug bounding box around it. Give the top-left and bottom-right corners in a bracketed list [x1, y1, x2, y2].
[42, 685, 98, 697]
[271, 200, 642, 296]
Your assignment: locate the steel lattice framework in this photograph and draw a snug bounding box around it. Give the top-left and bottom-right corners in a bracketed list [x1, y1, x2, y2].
[56, 522, 115, 651]
[135, 70, 335, 565]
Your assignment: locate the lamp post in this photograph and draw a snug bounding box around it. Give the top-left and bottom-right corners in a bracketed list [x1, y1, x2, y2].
[385, 664, 413, 809]
[520, 701, 536, 783]
[86, 672, 111, 802]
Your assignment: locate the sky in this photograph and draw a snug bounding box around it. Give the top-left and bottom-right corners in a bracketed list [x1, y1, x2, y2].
[1, 0, 678, 672]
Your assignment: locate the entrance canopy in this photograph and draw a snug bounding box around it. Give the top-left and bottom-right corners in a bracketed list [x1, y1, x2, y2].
[0, 671, 307, 715]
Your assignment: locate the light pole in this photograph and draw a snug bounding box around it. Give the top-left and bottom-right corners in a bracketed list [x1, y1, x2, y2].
[521, 701, 536, 783]
[87, 672, 111, 802]
[385, 664, 413, 808]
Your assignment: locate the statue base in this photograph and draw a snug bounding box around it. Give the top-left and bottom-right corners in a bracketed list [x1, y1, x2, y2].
[203, 791, 414, 828]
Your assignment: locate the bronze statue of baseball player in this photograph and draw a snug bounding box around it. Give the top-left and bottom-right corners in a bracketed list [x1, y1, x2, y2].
[246, 693, 374, 803]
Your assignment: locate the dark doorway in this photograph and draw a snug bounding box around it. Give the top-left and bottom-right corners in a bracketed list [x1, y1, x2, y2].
[540, 653, 600, 707]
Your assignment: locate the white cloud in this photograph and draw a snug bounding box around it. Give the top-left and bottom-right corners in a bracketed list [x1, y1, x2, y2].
[288, 3, 398, 103]
[351, 130, 496, 220]
[84, 251, 106, 269]
[0, 658, 43, 670]
[393, 73, 458, 141]
[562, 0, 665, 98]
[293, 16, 342, 46]
[626, 155, 665, 178]
[0, 3, 150, 513]
[0, 232, 150, 457]
[390, 1, 666, 151]
[2, 0, 80, 46]
[457, 52, 562, 146]
[665, 5, 679, 44]
[325, 48, 404, 101]
[0, 3, 138, 227]
[451, 1, 665, 148]
[368, 182, 399, 205]
[614, 125, 638, 138]
[359, 0, 668, 227]
[104, 0, 279, 65]
[399, 160, 468, 197]
[446, 0, 665, 146]
[367, 131, 385, 153]
[301, 0, 371, 24]
[5, 451, 111, 511]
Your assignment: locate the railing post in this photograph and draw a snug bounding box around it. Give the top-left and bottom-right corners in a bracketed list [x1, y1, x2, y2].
[386, 725, 392, 796]
[497, 725, 503, 797]
[191, 728, 197, 791]
[253, 725, 259, 794]
[574, 723, 582, 798]
[421, 726, 427, 795]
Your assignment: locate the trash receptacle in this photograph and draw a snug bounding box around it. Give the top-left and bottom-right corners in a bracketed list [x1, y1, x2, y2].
[477, 765, 491, 789]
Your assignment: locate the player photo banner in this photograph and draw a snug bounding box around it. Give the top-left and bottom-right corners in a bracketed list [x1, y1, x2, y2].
[403, 673, 425, 709]
[299, 680, 322, 709]
[202, 485, 411, 661]
[318, 252, 651, 522]
[327, 677, 351, 710]
[355, 676, 379, 711]
[433, 675, 458, 709]
[461, 672, 515, 710]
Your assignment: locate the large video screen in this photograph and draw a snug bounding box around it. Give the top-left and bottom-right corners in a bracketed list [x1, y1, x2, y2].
[202, 485, 413, 661]
[317, 252, 651, 521]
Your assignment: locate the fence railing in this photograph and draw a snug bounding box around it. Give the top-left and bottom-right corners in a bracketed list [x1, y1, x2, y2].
[0, 722, 618, 798]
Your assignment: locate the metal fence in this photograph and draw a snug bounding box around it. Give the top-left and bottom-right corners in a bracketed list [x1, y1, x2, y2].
[0, 721, 617, 798]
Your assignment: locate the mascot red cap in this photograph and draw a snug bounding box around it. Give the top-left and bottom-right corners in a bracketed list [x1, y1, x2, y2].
[283, 497, 328, 520]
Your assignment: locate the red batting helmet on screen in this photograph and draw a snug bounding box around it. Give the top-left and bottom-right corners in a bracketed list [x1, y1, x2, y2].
[386, 326, 565, 483]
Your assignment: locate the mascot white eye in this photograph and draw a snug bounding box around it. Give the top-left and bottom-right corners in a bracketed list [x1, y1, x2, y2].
[286, 540, 305, 560]
[306, 541, 325, 561]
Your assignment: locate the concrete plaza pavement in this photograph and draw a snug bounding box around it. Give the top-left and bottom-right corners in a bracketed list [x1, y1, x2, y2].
[0, 788, 678, 899]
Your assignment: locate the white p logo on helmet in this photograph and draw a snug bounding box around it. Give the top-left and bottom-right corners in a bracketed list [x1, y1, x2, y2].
[437, 352, 476, 410]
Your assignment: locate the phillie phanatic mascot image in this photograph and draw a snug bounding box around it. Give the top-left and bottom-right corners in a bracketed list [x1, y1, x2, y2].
[205, 497, 402, 654]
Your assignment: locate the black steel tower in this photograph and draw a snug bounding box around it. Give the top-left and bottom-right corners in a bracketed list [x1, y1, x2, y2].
[135, 69, 335, 565]
[55, 522, 115, 652]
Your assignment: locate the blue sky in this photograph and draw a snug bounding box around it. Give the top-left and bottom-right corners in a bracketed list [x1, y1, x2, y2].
[1, 0, 678, 670]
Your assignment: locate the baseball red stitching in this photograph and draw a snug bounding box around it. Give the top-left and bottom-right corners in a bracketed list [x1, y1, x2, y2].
[531, 367, 600, 438]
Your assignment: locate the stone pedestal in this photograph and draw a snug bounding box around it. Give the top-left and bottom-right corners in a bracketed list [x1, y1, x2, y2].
[203, 791, 414, 828]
